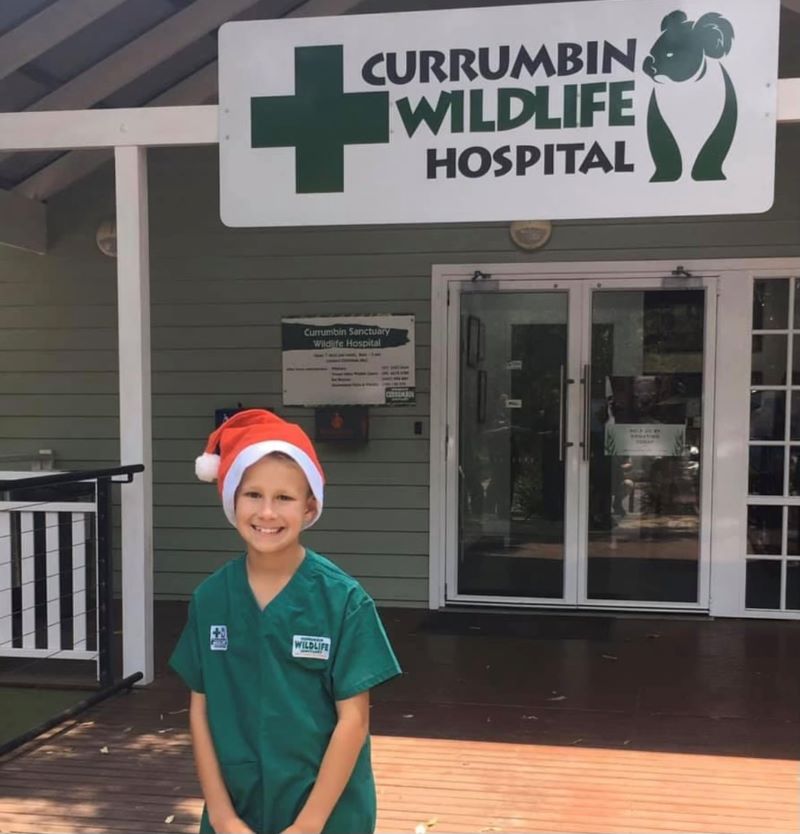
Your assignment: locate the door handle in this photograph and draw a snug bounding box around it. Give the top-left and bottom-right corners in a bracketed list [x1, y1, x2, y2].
[558, 365, 574, 462]
[581, 363, 591, 462]
[558, 365, 565, 462]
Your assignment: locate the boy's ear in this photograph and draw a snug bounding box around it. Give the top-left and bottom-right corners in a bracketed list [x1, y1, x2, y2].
[304, 494, 318, 522]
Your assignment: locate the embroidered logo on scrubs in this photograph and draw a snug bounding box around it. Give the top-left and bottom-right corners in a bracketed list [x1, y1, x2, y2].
[210, 625, 228, 651]
[292, 635, 331, 660]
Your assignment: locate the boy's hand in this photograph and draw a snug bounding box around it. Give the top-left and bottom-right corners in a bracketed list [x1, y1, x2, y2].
[210, 813, 255, 833]
[281, 826, 320, 834]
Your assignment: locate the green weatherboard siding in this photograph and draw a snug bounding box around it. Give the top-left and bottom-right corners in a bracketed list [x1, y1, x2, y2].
[251, 45, 390, 194]
[5, 137, 800, 606]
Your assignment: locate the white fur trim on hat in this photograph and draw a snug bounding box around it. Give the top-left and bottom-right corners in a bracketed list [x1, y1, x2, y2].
[221, 440, 324, 529]
[195, 452, 220, 482]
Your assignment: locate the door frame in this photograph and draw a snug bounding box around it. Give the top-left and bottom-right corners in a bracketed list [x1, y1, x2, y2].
[575, 276, 717, 611]
[444, 279, 583, 607]
[429, 258, 800, 615]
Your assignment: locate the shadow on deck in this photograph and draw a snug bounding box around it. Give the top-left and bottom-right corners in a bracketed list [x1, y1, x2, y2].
[1, 603, 799, 833]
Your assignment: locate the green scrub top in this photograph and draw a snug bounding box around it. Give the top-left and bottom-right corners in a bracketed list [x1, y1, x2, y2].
[169, 549, 402, 834]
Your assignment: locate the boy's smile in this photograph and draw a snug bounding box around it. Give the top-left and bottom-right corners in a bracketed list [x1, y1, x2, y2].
[234, 455, 316, 560]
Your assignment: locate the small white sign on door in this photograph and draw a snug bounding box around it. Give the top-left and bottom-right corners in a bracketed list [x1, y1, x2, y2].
[605, 423, 686, 457]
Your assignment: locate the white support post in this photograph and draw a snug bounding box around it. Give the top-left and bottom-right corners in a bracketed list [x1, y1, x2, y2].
[20, 514, 34, 649]
[778, 78, 800, 123]
[115, 145, 153, 685]
[72, 514, 87, 650]
[45, 512, 61, 653]
[0, 512, 11, 650]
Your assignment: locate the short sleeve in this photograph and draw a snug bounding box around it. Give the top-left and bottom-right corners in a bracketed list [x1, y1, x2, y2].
[168, 597, 205, 693]
[331, 597, 402, 701]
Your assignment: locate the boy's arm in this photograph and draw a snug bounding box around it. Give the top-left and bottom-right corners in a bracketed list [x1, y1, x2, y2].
[190, 691, 254, 834]
[285, 690, 371, 834]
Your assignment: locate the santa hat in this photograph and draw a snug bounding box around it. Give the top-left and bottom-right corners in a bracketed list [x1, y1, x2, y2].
[195, 409, 324, 528]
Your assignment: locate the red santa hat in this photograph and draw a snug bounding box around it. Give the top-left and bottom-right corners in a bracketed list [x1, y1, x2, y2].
[195, 409, 324, 528]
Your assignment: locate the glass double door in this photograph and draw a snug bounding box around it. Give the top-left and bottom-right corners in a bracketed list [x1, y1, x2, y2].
[449, 277, 712, 609]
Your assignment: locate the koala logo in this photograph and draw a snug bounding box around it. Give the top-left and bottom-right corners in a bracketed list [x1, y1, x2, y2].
[643, 10, 736, 183]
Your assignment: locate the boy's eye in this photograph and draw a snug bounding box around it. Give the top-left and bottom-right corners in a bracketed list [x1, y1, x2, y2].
[277, 494, 294, 501]
[243, 490, 261, 499]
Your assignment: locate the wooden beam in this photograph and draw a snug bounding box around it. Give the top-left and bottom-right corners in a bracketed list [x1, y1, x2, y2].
[0, 0, 128, 83]
[115, 146, 153, 686]
[0, 188, 46, 254]
[0, 105, 218, 151]
[8, 74, 797, 156]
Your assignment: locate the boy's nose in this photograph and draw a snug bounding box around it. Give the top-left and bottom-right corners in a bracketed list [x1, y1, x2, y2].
[257, 501, 279, 518]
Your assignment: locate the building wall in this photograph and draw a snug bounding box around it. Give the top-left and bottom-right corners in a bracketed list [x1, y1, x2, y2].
[1, 125, 799, 605]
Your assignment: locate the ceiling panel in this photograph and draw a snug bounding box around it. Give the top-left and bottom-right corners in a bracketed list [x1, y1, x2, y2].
[0, 71, 49, 113]
[0, 0, 56, 38]
[780, 7, 800, 77]
[102, 34, 217, 108]
[0, 149, 64, 188]
[28, 0, 179, 85]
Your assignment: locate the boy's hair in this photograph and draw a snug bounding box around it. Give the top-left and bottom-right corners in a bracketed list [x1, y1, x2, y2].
[238, 451, 315, 499]
[265, 450, 296, 463]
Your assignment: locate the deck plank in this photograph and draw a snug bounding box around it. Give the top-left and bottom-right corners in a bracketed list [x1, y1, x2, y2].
[1, 717, 798, 834]
[1, 606, 799, 833]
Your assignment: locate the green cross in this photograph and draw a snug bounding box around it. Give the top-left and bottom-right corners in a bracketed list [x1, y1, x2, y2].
[251, 45, 390, 194]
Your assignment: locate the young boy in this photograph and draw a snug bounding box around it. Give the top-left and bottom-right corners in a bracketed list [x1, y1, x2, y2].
[169, 409, 402, 834]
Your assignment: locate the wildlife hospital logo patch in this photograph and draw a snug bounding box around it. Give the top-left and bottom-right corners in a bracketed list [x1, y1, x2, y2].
[210, 625, 228, 651]
[292, 635, 331, 660]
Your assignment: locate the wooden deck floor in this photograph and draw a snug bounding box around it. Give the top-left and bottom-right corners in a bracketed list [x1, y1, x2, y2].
[1, 605, 799, 833]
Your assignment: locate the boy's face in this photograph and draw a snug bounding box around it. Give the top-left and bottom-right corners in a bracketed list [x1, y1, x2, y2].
[234, 455, 317, 559]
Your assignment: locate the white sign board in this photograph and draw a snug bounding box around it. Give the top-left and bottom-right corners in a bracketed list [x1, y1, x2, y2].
[282, 315, 415, 405]
[605, 423, 686, 456]
[219, 0, 779, 227]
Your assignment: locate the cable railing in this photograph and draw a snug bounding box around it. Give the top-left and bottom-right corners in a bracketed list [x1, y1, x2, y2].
[0, 465, 144, 687]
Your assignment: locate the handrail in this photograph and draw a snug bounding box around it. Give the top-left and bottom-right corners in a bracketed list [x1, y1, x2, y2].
[0, 464, 144, 490]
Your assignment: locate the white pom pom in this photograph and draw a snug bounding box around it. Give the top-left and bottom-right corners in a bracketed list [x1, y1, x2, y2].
[195, 453, 220, 482]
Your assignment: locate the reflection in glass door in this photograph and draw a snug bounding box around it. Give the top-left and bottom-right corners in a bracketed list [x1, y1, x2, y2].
[457, 291, 569, 599]
[585, 289, 706, 602]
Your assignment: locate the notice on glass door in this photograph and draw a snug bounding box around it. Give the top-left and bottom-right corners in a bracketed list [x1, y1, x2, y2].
[605, 423, 686, 457]
[282, 315, 415, 406]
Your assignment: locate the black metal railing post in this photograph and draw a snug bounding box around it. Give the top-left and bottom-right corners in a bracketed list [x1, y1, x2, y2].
[95, 476, 114, 688]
